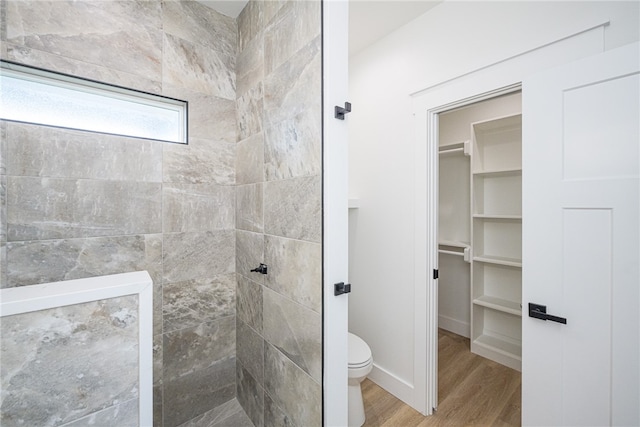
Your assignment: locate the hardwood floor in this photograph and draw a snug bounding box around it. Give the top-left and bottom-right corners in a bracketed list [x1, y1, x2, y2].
[361, 329, 521, 426]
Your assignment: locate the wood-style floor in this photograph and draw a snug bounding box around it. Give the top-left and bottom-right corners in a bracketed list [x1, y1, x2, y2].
[362, 329, 521, 427]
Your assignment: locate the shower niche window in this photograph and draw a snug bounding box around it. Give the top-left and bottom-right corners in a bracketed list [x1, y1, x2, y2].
[0, 60, 188, 144]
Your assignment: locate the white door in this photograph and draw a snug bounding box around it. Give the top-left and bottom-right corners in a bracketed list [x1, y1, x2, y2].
[522, 41, 639, 426]
[323, 1, 349, 426]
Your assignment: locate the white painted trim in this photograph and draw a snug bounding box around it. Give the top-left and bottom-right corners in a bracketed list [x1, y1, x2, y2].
[0, 271, 154, 427]
[412, 25, 608, 416]
[438, 315, 470, 338]
[368, 363, 415, 407]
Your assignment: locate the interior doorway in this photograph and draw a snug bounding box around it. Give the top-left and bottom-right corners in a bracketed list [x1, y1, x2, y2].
[435, 90, 523, 421]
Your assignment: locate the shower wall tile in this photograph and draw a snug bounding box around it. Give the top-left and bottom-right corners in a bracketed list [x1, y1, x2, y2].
[237, 0, 263, 53]
[163, 273, 236, 334]
[163, 358, 236, 427]
[237, 275, 263, 334]
[163, 84, 236, 143]
[163, 138, 235, 185]
[5, 0, 163, 81]
[236, 183, 264, 233]
[264, 343, 321, 427]
[61, 397, 138, 427]
[0, 243, 6, 288]
[154, 385, 163, 427]
[236, 83, 264, 142]
[163, 33, 235, 101]
[1, 175, 6, 244]
[163, 183, 235, 233]
[7, 123, 163, 182]
[162, 231, 235, 283]
[263, 176, 321, 242]
[263, 36, 321, 129]
[263, 288, 321, 382]
[236, 35, 263, 98]
[154, 334, 163, 386]
[236, 133, 264, 185]
[1, 121, 6, 175]
[264, 108, 321, 181]
[162, 1, 236, 59]
[5, 234, 162, 288]
[236, 230, 264, 284]
[264, 1, 321, 75]
[264, 392, 293, 427]
[5, 44, 162, 93]
[0, 296, 139, 427]
[7, 177, 162, 241]
[163, 316, 235, 382]
[236, 319, 264, 384]
[236, 361, 264, 427]
[177, 398, 252, 427]
[264, 235, 321, 312]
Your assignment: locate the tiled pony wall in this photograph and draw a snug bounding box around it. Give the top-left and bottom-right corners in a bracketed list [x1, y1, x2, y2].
[0, 1, 322, 426]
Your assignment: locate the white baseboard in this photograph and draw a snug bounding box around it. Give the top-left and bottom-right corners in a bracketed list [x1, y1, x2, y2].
[438, 314, 470, 338]
[367, 363, 416, 408]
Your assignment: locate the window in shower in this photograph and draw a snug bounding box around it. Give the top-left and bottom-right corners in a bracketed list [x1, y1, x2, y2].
[0, 60, 188, 144]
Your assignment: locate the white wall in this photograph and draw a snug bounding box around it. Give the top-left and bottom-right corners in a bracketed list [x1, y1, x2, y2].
[348, 0, 639, 403]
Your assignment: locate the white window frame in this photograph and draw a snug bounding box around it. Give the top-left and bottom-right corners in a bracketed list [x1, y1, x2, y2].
[0, 60, 188, 144]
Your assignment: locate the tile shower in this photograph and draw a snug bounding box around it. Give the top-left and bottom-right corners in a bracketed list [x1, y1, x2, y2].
[0, 0, 322, 426]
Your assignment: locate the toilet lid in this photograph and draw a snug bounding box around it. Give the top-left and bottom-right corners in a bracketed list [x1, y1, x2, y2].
[348, 333, 372, 367]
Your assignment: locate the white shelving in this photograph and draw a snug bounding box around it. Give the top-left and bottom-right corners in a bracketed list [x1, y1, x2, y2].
[470, 113, 522, 371]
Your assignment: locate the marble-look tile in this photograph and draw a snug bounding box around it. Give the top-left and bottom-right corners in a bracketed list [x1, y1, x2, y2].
[236, 132, 264, 185]
[154, 281, 163, 337]
[263, 176, 321, 242]
[153, 334, 163, 386]
[236, 361, 264, 427]
[5, 234, 162, 288]
[263, 288, 321, 382]
[163, 183, 235, 233]
[264, 36, 321, 130]
[0, 296, 139, 427]
[60, 397, 138, 427]
[237, 0, 263, 53]
[236, 34, 264, 98]
[162, 231, 234, 283]
[264, 1, 321, 75]
[7, 177, 162, 241]
[236, 230, 264, 284]
[236, 183, 264, 233]
[163, 85, 236, 144]
[163, 273, 236, 334]
[264, 343, 321, 427]
[5, 0, 163, 81]
[264, 107, 321, 181]
[7, 122, 163, 182]
[163, 359, 236, 427]
[264, 235, 321, 313]
[5, 44, 161, 93]
[154, 384, 163, 427]
[1, 121, 6, 175]
[237, 274, 263, 334]
[163, 316, 235, 382]
[162, 0, 236, 60]
[237, 83, 264, 142]
[163, 33, 235, 101]
[262, 1, 288, 32]
[264, 392, 294, 427]
[0, 243, 6, 288]
[163, 138, 235, 185]
[237, 319, 264, 385]
[177, 398, 253, 427]
[1, 174, 5, 244]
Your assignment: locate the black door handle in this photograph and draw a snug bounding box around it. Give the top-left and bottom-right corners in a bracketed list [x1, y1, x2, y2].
[528, 303, 567, 324]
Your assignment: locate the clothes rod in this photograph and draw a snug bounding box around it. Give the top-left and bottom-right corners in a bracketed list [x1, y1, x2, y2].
[438, 249, 465, 257]
[439, 147, 464, 155]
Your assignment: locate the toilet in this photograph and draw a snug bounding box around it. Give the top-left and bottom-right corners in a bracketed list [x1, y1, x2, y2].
[348, 332, 373, 427]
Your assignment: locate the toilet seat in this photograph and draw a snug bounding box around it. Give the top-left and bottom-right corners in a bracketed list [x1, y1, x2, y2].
[348, 333, 372, 368]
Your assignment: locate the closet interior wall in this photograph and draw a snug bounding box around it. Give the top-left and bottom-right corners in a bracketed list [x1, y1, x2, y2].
[437, 92, 523, 370]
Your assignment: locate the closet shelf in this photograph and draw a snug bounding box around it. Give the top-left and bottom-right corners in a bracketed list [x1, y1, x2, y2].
[473, 334, 522, 359]
[473, 296, 522, 316]
[439, 140, 467, 150]
[438, 240, 470, 249]
[474, 255, 522, 268]
[472, 168, 522, 177]
[473, 214, 522, 220]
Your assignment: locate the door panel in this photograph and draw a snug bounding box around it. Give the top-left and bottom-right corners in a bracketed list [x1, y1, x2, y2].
[522, 42, 639, 426]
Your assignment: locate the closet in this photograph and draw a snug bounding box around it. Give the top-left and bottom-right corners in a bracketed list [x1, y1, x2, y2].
[438, 92, 522, 371]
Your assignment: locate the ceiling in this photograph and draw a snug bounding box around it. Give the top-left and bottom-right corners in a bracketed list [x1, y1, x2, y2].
[197, 0, 442, 56]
